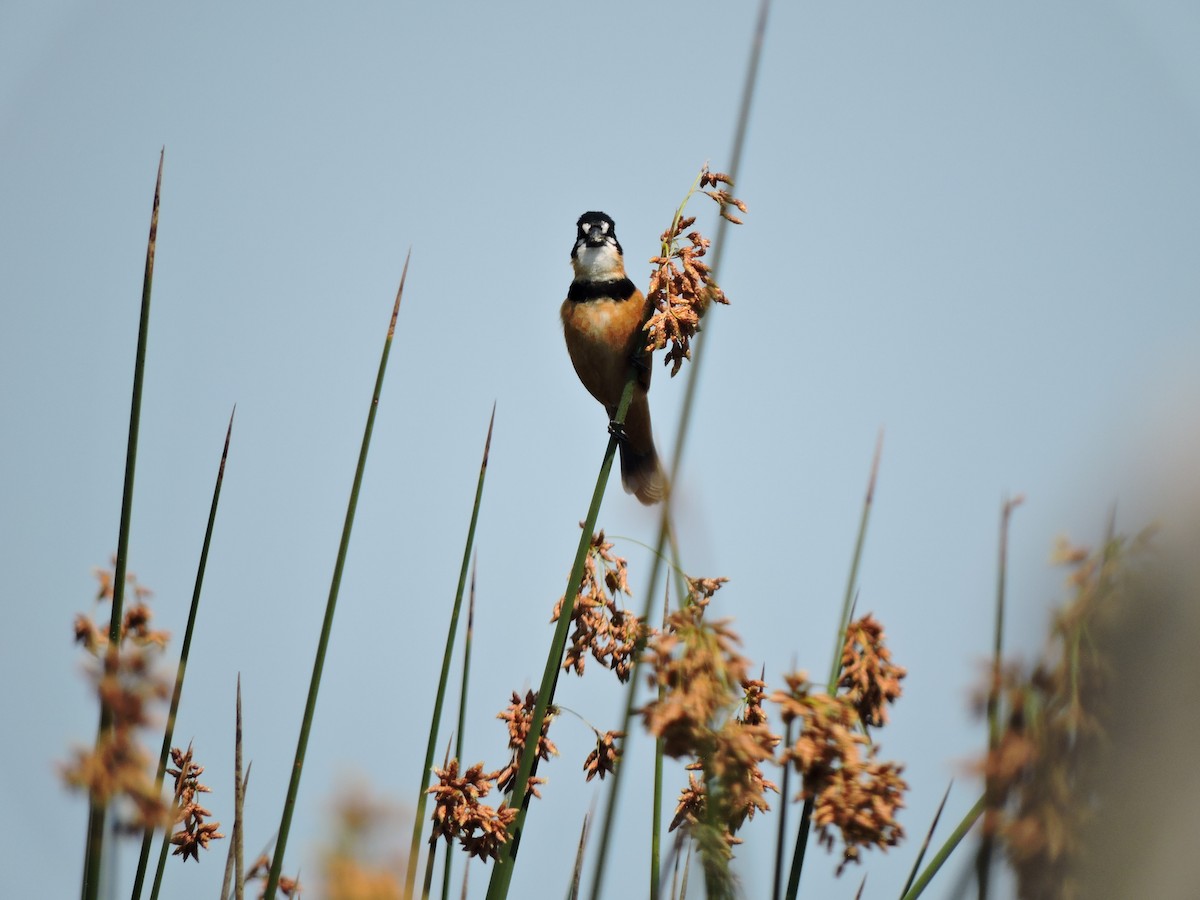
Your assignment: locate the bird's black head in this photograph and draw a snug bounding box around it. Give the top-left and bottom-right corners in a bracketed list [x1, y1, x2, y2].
[573, 211, 623, 258]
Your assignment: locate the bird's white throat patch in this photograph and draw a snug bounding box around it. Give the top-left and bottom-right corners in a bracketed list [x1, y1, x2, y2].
[573, 243, 625, 280]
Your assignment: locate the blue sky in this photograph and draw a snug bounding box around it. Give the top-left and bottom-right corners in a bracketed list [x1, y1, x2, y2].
[4, 2, 1200, 898]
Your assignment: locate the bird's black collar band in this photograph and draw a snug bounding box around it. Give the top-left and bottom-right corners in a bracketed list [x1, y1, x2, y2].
[567, 278, 637, 303]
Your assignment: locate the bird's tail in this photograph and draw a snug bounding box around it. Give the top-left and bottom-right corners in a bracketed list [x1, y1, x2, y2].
[620, 442, 668, 505]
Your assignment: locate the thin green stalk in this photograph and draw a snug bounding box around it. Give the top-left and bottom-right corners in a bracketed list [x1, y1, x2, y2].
[483, 373, 635, 900]
[148, 816, 171, 900]
[988, 497, 1021, 745]
[236, 772, 248, 898]
[442, 555, 480, 900]
[666, 0, 769, 482]
[899, 781, 953, 899]
[235, 685, 248, 900]
[422, 838, 438, 900]
[783, 798, 812, 900]
[771, 717, 793, 900]
[82, 148, 163, 900]
[220, 681, 250, 900]
[262, 252, 410, 900]
[678, 839, 693, 900]
[406, 405, 496, 898]
[585, 2, 768, 892]
[977, 495, 1021, 898]
[785, 433, 883, 900]
[826, 432, 883, 691]
[901, 795, 986, 900]
[150, 737, 194, 900]
[649, 589, 669, 900]
[134, 407, 234, 899]
[565, 812, 591, 900]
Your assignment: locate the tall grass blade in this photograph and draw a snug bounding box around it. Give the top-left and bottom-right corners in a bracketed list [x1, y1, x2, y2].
[827, 432, 883, 690]
[421, 838, 438, 900]
[901, 794, 985, 900]
[786, 433, 883, 900]
[235, 683, 248, 900]
[678, 838, 693, 900]
[771, 716, 794, 900]
[899, 781, 953, 899]
[82, 148, 164, 900]
[263, 252, 410, 900]
[586, 4, 769, 893]
[649, 588, 668, 900]
[219, 680, 250, 900]
[976, 495, 1021, 898]
[441, 554, 480, 900]
[406, 406, 496, 898]
[565, 811, 591, 900]
[483, 376, 633, 900]
[133, 407, 235, 898]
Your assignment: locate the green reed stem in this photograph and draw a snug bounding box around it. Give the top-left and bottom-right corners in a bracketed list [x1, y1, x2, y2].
[134, 408, 234, 899]
[219, 683, 250, 900]
[566, 812, 590, 900]
[771, 716, 793, 900]
[901, 794, 986, 900]
[483, 372, 635, 900]
[649, 587, 668, 900]
[262, 252, 410, 900]
[441, 555, 480, 900]
[405, 405, 495, 899]
[786, 432, 883, 900]
[585, 1, 768, 891]
[899, 781, 953, 899]
[422, 839, 438, 900]
[977, 495, 1021, 898]
[82, 150, 163, 900]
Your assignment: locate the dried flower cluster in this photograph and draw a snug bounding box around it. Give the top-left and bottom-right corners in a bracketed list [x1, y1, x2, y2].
[644, 166, 746, 376]
[772, 615, 908, 874]
[62, 563, 172, 831]
[427, 760, 516, 862]
[641, 577, 779, 860]
[167, 744, 224, 862]
[839, 614, 907, 727]
[494, 689, 557, 797]
[552, 529, 647, 682]
[641, 577, 742, 758]
[583, 729, 624, 782]
[246, 854, 303, 898]
[978, 532, 1150, 900]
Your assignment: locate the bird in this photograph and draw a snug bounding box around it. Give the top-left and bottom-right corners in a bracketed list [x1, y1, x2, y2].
[560, 211, 668, 505]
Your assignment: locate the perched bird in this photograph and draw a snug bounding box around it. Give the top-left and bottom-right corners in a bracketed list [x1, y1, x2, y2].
[561, 211, 668, 505]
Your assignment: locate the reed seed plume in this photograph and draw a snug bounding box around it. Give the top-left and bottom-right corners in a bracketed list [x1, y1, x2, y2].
[166, 743, 225, 863]
[640, 574, 781, 881]
[582, 730, 624, 783]
[428, 760, 516, 862]
[976, 529, 1155, 900]
[644, 166, 746, 376]
[551, 529, 648, 683]
[839, 614, 907, 728]
[494, 689, 558, 798]
[63, 563, 172, 833]
[773, 613, 909, 875]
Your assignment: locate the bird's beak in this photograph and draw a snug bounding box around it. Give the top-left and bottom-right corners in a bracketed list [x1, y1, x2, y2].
[584, 224, 607, 247]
